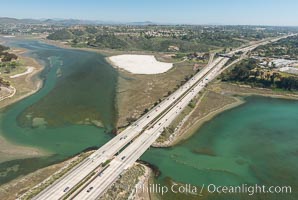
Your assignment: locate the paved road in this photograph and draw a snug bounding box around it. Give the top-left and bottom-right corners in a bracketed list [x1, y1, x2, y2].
[31, 34, 292, 200]
[73, 57, 229, 200]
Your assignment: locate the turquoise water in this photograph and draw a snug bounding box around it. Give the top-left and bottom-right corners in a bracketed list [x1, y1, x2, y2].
[0, 39, 116, 184]
[142, 96, 298, 199]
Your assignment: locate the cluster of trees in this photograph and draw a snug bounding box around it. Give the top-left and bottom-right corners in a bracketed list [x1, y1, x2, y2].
[277, 76, 298, 90]
[0, 45, 18, 62]
[47, 29, 74, 40]
[0, 52, 18, 62]
[222, 58, 298, 90]
[0, 77, 10, 87]
[0, 46, 16, 88]
[0, 45, 18, 75]
[90, 34, 128, 49]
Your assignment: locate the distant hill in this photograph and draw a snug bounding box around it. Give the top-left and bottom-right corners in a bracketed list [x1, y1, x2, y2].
[0, 17, 41, 24]
[42, 18, 106, 25]
[0, 17, 158, 26]
[0, 17, 98, 25]
[127, 21, 156, 25]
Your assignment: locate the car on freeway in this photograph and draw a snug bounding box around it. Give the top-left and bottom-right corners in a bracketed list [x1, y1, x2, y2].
[87, 187, 94, 192]
[63, 187, 70, 192]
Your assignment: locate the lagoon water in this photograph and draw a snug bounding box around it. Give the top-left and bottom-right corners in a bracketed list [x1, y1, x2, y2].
[0, 40, 116, 183]
[142, 96, 298, 199]
[0, 39, 297, 199]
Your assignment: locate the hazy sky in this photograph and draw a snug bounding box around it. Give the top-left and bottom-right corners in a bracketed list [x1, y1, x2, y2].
[1, 0, 298, 26]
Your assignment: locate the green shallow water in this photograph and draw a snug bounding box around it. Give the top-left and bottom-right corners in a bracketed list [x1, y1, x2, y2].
[0, 39, 115, 184]
[142, 96, 298, 199]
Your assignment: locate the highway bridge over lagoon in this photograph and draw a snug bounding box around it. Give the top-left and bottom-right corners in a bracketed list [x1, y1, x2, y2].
[27, 34, 293, 200]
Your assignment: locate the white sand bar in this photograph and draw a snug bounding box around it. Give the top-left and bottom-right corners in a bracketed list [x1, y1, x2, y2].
[109, 54, 173, 74]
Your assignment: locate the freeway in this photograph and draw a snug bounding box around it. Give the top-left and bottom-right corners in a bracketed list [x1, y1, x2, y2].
[32, 47, 222, 200]
[229, 34, 294, 55]
[31, 34, 292, 200]
[72, 57, 229, 200]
